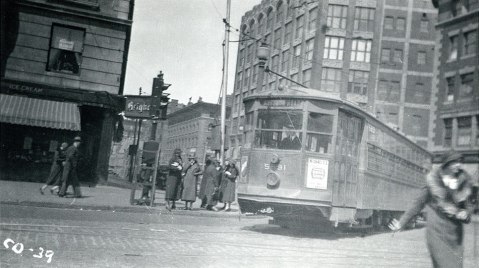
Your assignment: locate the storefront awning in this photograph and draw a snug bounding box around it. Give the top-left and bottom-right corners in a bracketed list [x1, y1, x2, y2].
[0, 94, 81, 131]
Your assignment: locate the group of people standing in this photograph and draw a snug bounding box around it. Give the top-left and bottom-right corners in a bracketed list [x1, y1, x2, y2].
[164, 148, 238, 212]
[39, 136, 82, 198]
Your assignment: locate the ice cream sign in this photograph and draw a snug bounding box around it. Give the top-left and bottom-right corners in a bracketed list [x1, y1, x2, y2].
[58, 39, 74, 51]
[306, 158, 328, 190]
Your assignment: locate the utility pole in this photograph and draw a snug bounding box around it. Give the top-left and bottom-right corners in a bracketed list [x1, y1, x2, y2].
[220, 0, 231, 165]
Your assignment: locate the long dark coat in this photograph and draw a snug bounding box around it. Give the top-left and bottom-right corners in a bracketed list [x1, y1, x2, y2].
[203, 164, 220, 205]
[59, 145, 81, 197]
[45, 147, 66, 186]
[198, 164, 210, 200]
[222, 165, 238, 203]
[165, 155, 183, 201]
[181, 162, 201, 202]
[399, 167, 478, 268]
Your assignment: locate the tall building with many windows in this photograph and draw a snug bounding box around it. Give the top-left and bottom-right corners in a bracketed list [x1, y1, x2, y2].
[429, 0, 478, 175]
[229, 0, 438, 156]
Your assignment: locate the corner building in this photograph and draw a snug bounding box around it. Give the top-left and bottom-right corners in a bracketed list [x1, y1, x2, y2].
[230, 0, 438, 156]
[0, 0, 133, 183]
[429, 0, 478, 176]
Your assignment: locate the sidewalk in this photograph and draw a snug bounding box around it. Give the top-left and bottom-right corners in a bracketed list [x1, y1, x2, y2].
[0, 180, 245, 218]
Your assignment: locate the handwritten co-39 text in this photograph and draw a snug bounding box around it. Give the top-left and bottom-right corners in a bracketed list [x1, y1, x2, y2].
[3, 238, 54, 264]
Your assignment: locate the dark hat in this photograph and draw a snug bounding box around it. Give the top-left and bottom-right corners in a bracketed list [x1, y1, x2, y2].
[441, 151, 463, 168]
[73, 136, 82, 142]
[187, 152, 197, 159]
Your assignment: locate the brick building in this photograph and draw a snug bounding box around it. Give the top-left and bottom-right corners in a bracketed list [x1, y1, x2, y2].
[429, 0, 478, 175]
[0, 0, 133, 183]
[229, 0, 438, 156]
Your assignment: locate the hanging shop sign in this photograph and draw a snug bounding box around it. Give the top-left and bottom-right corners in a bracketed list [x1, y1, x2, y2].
[124, 95, 155, 119]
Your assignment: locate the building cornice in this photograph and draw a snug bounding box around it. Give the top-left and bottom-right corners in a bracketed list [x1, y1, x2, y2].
[17, 0, 133, 27]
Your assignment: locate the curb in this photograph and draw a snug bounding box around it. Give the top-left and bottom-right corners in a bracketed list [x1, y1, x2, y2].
[0, 201, 266, 219]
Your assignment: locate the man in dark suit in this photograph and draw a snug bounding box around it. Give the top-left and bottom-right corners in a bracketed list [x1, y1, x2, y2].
[40, 142, 68, 195]
[279, 126, 301, 150]
[58, 136, 82, 198]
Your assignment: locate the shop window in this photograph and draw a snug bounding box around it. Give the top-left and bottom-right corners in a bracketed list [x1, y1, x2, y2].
[457, 116, 472, 146]
[321, 67, 342, 92]
[351, 39, 372, 63]
[463, 30, 477, 56]
[459, 72, 474, 98]
[47, 25, 85, 75]
[295, 15, 304, 39]
[449, 35, 458, 60]
[417, 51, 426, 65]
[308, 7, 318, 32]
[327, 4, 347, 29]
[446, 76, 455, 101]
[444, 118, 452, 147]
[348, 70, 369, 95]
[354, 7, 375, 32]
[323, 36, 344, 60]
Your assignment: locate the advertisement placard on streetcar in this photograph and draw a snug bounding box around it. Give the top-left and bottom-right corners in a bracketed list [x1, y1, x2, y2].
[306, 158, 329, 190]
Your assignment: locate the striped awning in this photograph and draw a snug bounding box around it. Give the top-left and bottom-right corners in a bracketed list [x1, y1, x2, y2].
[0, 94, 81, 131]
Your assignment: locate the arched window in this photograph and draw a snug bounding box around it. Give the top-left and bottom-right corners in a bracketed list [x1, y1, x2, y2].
[276, 1, 284, 23]
[266, 7, 274, 29]
[249, 20, 256, 36]
[258, 13, 265, 35]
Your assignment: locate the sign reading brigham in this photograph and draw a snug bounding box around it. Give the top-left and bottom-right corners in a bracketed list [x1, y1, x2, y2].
[124, 95, 155, 119]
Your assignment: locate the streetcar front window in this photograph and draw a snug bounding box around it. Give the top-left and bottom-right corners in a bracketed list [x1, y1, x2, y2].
[306, 113, 334, 153]
[254, 110, 303, 150]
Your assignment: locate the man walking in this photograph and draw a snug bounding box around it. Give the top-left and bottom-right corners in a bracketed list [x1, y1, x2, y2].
[40, 142, 68, 195]
[58, 136, 82, 198]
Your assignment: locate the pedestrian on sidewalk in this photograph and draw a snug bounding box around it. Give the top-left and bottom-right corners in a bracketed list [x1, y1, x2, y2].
[198, 157, 212, 208]
[40, 142, 68, 195]
[58, 136, 82, 198]
[165, 148, 183, 211]
[203, 159, 219, 211]
[389, 151, 478, 268]
[181, 152, 201, 210]
[222, 159, 238, 212]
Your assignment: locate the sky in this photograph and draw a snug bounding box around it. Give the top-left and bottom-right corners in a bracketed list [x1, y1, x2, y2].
[124, 0, 261, 104]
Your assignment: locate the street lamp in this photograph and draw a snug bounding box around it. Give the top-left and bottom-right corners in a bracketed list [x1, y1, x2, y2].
[255, 41, 307, 92]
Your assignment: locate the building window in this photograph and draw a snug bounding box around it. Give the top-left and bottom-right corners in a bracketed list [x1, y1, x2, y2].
[244, 68, 250, 88]
[252, 65, 257, 83]
[354, 7, 375, 32]
[420, 19, 429, 33]
[457, 116, 472, 146]
[417, 51, 426, 64]
[327, 4, 347, 29]
[236, 72, 242, 90]
[295, 15, 304, 39]
[463, 30, 477, 56]
[378, 80, 400, 102]
[393, 49, 403, 63]
[292, 44, 301, 68]
[47, 25, 85, 74]
[258, 15, 264, 35]
[281, 50, 289, 71]
[321, 68, 342, 92]
[348, 70, 369, 95]
[381, 48, 390, 63]
[267, 8, 274, 30]
[446, 77, 455, 101]
[308, 8, 318, 32]
[414, 83, 426, 103]
[460, 72, 474, 98]
[276, 1, 284, 23]
[238, 49, 245, 67]
[303, 69, 311, 87]
[265, 34, 271, 45]
[396, 17, 405, 31]
[449, 35, 458, 60]
[249, 21, 256, 36]
[274, 28, 282, 49]
[284, 22, 292, 44]
[305, 38, 314, 61]
[351, 39, 372, 62]
[271, 55, 280, 72]
[323, 36, 344, 60]
[384, 16, 394, 30]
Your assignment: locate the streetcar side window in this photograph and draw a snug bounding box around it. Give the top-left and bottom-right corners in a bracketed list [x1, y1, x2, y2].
[306, 113, 334, 153]
[254, 110, 303, 150]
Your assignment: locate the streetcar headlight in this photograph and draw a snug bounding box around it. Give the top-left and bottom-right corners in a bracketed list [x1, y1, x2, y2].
[270, 153, 280, 164]
[266, 172, 280, 189]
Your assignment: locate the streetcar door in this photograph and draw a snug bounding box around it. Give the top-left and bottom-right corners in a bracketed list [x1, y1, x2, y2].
[332, 111, 363, 208]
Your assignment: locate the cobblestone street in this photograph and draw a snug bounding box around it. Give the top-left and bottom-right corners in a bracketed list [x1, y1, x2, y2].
[1, 204, 477, 268]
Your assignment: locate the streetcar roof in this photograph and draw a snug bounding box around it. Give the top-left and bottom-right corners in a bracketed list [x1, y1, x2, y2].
[243, 86, 432, 156]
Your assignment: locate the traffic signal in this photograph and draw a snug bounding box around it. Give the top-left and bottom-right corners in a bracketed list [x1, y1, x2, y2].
[150, 71, 171, 120]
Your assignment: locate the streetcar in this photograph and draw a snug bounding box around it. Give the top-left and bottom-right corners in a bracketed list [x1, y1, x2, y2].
[237, 86, 432, 229]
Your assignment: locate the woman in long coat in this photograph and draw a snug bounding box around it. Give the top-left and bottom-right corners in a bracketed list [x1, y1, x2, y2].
[181, 153, 201, 210]
[389, 151, 478, 268]
[203, 159, 220, 211]
[198, 159, 211, 208]
[222, 159, 239, 211]
[165, 148, 183, 210]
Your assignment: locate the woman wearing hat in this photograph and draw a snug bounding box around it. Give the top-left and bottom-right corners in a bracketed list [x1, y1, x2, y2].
[389, 151, 478, 268]
[181, 152, 201, 210]
[165, 148, 183, 210]
[222, 159, 239, 211]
